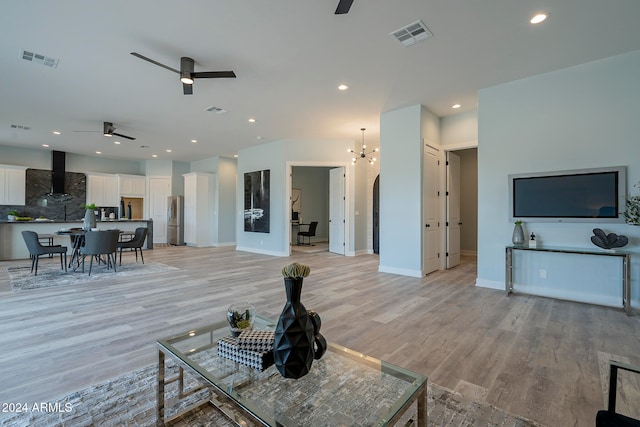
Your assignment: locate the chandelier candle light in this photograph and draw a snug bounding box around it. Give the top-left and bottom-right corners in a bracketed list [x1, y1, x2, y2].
[348, 128, 378, 165]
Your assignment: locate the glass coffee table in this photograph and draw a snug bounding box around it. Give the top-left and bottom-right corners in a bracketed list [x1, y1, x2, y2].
[157, 315, 427, 426]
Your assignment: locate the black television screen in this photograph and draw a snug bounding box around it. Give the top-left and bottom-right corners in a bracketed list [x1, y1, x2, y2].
[509, 167, 626, 222]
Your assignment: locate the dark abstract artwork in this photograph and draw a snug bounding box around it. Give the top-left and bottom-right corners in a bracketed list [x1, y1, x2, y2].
[244, 170, 270, 233]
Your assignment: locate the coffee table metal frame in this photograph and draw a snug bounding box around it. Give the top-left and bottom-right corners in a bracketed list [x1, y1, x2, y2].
[157, 315, 427, 427]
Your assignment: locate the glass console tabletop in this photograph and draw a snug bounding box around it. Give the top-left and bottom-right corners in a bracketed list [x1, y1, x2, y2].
[157, 315, 427, 426]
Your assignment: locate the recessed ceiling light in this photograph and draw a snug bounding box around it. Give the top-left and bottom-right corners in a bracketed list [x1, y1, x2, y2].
[42, 144, 49, 147]
[52, 131, 61, 135]
[114, 140, 121, 145]
[191, 139, 197, 143]
[530, 13, 548, 24]
[256, 136, 264, 140]
[152, 154, 158, 158]
[452, 104, 461, 109]
[233, 154, 238, 158]
[248, 118, 256, 123]
[96, 151, 102, 155]
[166, 149, 172, 153]
[338, 84, 349, 91]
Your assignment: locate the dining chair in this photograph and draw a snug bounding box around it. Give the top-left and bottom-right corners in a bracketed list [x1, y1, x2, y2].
[80, 230, 119, 275]
[21, 230, 67, 276]
[596, 360, 640, 426]
[297, 221, 318, 245]
[117, 227, 148, 266]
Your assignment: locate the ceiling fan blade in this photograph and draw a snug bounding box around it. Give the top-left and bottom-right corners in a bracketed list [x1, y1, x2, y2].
[111, 132, 136, 140]
[183, 83, 193, 95]
[130, 52, 180, 74]
[192, 71, 237, 79]
[335, 0, 354, 14]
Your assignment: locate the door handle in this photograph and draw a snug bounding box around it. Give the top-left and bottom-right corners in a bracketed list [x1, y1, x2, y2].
[458, 222, 463, 225]
[425, 224, 430, 228]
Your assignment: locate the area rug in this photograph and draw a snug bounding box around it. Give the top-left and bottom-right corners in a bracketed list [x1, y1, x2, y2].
[0, 363, 544, 427]
[8, 262, 179, 291]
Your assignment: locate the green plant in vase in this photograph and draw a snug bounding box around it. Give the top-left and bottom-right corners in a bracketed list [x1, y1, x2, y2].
[7, 209, 20, 221]
[624, 188, 640, 226]
[227, 302, 255, 337]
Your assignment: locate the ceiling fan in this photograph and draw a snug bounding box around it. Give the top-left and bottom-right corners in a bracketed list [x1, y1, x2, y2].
[335, 0, 354, 14]
[130, 52, 236, 95]
[72, 122, 136, 140]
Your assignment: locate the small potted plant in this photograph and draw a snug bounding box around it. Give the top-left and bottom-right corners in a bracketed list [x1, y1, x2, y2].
[7, 209, 19, 221]
[227, 302, 256, 337]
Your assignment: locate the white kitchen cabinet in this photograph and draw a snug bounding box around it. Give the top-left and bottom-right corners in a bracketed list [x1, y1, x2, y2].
[86, 173, 119, 207]
[117, 174, 146, 197]
[183, 172, 215, 247]
[0, 165, 27, 206]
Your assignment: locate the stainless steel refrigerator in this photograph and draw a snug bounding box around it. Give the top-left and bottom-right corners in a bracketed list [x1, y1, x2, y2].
[167, 196, 184, 245]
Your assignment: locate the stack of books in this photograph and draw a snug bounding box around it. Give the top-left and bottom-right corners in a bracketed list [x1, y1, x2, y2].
[217, 330, 275, 371]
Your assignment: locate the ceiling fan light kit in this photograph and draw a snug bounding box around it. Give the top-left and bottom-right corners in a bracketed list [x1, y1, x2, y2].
[131, 52, 236, 95]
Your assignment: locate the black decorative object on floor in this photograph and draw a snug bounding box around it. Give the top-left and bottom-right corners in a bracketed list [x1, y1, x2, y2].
[274, 263, 315, 379]
[590, 228, 628, 250]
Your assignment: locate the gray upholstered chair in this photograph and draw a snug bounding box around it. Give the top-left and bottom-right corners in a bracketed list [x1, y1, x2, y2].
[21, 230, 67, 276]
[596, 360, 640, 427]
[117, 227, 147, 266]
[80, 230, 119, 275]
[297, 221, 318, 245]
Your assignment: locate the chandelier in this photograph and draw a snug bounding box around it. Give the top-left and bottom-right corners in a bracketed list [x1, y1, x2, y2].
[348, 128, 378, 165]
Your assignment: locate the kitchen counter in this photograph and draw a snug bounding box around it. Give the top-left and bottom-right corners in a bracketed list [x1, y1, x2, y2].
[0, 219, 153, 261]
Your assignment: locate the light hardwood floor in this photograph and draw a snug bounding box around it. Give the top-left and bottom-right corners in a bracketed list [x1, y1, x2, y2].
[1, 246, 639, 426]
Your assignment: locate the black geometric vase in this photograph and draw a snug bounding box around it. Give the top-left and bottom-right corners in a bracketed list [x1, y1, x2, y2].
[273, 277, 315, 379]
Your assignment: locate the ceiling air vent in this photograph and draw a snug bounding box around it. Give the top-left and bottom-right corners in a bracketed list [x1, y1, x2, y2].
[11, 124, 31, 131]
[204, 106, 228, 114]
[20, 49, 59, 68]
[390, 20, 432, 47]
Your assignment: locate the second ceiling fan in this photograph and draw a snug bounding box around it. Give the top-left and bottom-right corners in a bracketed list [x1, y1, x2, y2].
[335, 0, 354, 14]
[131, 52, 236, 95]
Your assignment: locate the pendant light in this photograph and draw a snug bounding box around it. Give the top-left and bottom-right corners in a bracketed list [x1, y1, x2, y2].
[348, 128, 378, 165]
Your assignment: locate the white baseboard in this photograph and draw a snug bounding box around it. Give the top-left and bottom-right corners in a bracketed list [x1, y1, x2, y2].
[235, 246, 288, 257]
[378, 265, 423, 278]
[461, 250, 477, 257]
[475, 278, 504, 290]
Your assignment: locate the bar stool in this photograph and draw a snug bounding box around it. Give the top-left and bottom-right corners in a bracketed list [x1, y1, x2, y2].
[37, 233, 55, 257]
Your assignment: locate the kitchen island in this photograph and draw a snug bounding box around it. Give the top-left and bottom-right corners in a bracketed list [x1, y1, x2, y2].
[0, 219, 153, 261]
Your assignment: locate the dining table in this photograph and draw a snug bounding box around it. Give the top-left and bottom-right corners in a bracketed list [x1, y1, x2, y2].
[55, 228, 85, 270]
[55, 228, 127, 272]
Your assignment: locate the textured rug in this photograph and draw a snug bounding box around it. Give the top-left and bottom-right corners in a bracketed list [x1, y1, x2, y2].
[8, 261, 179, 291]
[0, 363, 544, 427]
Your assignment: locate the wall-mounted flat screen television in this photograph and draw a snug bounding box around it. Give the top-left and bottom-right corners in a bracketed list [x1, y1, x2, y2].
[508, 166, 626, 223]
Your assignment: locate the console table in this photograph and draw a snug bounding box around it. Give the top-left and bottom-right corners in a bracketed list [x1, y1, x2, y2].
[505, 245, 632, 315]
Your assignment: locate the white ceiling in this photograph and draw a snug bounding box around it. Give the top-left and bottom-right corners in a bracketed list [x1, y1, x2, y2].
[1, 1, 639, 162]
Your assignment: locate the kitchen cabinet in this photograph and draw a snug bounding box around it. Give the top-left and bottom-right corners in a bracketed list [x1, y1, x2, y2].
[183, 172, 215, 247]
[117, 174, 146, 197]
[86, 173, 118, 207]
[0, 165, 27, 206]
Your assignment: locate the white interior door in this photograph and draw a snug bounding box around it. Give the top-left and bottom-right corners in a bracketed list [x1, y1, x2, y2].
[423, 145, 440, 274]
[329, 167, 345, 255]
[147, 177, 170, 244]
[447, 151, 461, 268]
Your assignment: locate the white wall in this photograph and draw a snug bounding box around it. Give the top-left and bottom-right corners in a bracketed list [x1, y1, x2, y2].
[0, 145, 142, 174]
[379, 105, 424, 276]
[477, 49, 640, 307]
[459, 148, 478, 255]
[292, 167, 330, 241]
[237, 138, 352, 256]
